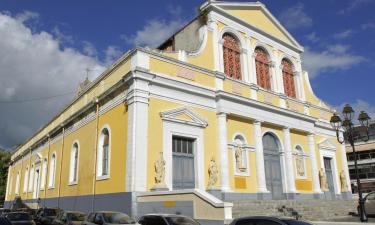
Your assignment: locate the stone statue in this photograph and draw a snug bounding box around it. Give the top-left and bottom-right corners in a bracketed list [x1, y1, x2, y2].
[207, 157, 218, 189]
[296, 155, 305, 177]
[154, 152, 166, 187]
[340, 170, 348, 192]
[319, 168, 328, 191]
[235, 145, 245, 172]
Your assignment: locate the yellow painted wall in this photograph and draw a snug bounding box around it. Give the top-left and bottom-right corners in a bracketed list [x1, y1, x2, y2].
[186, 31, 215, 70]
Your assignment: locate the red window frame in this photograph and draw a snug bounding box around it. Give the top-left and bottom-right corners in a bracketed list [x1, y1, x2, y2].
[223, 34, 242, 80]
[282, 59, 296, 98]
[255, 47, 271, 90]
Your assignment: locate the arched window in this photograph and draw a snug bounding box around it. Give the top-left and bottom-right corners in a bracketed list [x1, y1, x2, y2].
[255, 47, 271, 90]
[223, 33, 242, 80]
[48, 153, 56, 188]
[15, 171, 20, 195]
[69, 143, 79, 183]
[233, 134, 248, 175]
[295, 146, 306, 178]
[282, 59, 296, 98]
[97, 128, 110, 178]
[28, 164, 34, 192]
[41, 158, 47, 189]
[23, 167, 29, 193]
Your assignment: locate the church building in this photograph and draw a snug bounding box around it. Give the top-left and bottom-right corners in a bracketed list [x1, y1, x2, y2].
[5, 1, 352, 224]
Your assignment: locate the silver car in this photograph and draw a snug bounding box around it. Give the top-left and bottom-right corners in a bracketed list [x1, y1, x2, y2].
[82, 211, 137, 225]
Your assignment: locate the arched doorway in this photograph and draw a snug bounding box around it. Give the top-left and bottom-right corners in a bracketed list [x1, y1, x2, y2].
[263, 133, 284, 199]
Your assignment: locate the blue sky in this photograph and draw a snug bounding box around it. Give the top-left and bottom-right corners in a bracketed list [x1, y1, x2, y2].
[0, 0, 374, 149]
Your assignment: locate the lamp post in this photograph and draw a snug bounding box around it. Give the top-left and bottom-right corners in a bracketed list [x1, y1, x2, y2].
[330, 104, 371, 222]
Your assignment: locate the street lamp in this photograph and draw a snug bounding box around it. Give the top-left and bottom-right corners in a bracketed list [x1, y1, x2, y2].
[330, 104, 371, 222]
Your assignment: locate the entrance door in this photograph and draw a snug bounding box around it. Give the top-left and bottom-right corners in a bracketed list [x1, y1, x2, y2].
[33, 168, 40, 199]
[172, 136, 195, 189]
[263, 133, 284, 199]
[324, 157, 335, 197]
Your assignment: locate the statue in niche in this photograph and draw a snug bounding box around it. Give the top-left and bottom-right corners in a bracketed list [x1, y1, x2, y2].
[207, 157, 218, 189]
[319, 168, 328, 191]
[154, 152, 166, 187]
[340, 170, 348, 192]
[296, 154, 305, 177]
[235, 145, 246, 172]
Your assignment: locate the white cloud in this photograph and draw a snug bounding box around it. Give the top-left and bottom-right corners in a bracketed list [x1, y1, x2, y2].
[104, 45, 122, 65]
[302, 45, 365, 78]
[0, 11, 106, 149]
[279, 3, 313, 29]
[82, 41, 98, 57]
[51, 26, 74, 44]
[334, 100, 375, 121]
[362, 22, 375, 30]
[333, 29, 354, 39]
[123, 5, 185, 48]
[306, 32, 319, 43]
[338, 0, 373, 14]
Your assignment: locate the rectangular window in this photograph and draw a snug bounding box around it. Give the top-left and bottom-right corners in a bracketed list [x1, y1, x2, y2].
[102, 145, 109, 176]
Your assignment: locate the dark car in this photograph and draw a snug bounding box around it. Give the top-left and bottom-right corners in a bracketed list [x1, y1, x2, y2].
[52, 211, 86, 225]
[0, 208, 11, 215]
[82, 211, 137, 225]
[35, 208, 61, 225]
[230, 216, 312, 225]
[0, 217, 12, 225]
[5, 212, 36, 225]
[138, 214, 200, 225]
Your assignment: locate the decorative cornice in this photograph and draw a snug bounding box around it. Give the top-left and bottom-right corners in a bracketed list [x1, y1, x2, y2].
[160, 107, 208, 128]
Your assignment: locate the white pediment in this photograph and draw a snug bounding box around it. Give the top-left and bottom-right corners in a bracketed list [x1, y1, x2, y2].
[160, 107, 208, 128]
[318, 139, 337, 151]
[33, 153, 42, 164]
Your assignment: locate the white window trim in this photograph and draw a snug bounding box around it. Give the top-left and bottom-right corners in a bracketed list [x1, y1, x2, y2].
[15, 171, 20, 195]
[48, 153, 57, 189]
[252, 43, 278, 92]
[32, 166, 41, 199]
[229, 133, 255, 177]
[319, 147, 340, 195]
[69, 141, 80, 185]
[40, 158, 47, 190]
[28, 164, 34, 192]
[96, 125, 111, 180]
[293, 145, 307, 180]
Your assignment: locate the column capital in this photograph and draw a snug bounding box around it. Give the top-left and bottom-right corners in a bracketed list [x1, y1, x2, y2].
[307, 132, 316, 137]
[283, 126, 290, 131]
[253, 119, 263, 125]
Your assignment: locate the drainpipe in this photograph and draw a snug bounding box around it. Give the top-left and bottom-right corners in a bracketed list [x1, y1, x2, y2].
[92, 98, 100, 212]
[57, 126, 65, 208]
[43, 135, 51, 207]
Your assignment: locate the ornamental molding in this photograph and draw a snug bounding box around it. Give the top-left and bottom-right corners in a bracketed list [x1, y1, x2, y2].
[318, 139, 337, 151]
[160, 107, 208, 128]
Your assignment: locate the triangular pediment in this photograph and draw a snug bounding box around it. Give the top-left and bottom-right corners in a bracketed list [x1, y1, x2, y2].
[201, 1, 303, 51]
[318, 139, 337, 151]
[160, 107, 208, 128]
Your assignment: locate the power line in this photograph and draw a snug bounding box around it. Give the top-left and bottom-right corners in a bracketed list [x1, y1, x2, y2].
[0, 91, 75, 104]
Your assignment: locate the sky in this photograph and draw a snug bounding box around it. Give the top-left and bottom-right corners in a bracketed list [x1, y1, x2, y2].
[0, 0, 374, 149]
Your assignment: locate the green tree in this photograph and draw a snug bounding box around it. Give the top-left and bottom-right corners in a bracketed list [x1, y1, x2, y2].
[0, 149, 11, 204]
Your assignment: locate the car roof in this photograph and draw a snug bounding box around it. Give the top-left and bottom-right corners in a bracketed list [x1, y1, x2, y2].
[142, 214, 191, 218]
[63, 211, 86, 214]
[92, 211, 127, 214]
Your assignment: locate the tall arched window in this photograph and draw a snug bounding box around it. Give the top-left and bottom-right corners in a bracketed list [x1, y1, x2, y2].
[295, 146, 306, 178]
[23, 167, 29, 193]
[282, 59, 296, 98]
[28, 164, 34, 192]
[223, 33, 242, 80]
[69, 143, 79, 183]
[48, 153, 56, 188]
[97, 128, 110, 178]
[15, 171, 20, 195]
[255, 47, 271, 90]
[41, 158, 47, 189]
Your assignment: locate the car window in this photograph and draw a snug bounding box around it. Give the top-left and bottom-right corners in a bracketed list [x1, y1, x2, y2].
[367, 193, 375, 200]
[139, 216, 167, 225]
[94, 214, 103, 224]
[68, 212, 86, 221]
[44, 209, 58, 216]
[102, 212, 135, 224]
[165, 216, 200, 225]
[87, 213, 96, 223]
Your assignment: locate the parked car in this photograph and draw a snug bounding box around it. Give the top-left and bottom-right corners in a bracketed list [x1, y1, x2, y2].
[82, 211, 136, 225]
[52, 211, 86, 225]
[0, 208, 11, 215]
[5, 212, 36, 225]
[361, 191, 375, 215]
[35, 208, 61, 225]
[0, 216, 12, 225]
[138, 214, 200, 225]
[230, 216, 312, 225]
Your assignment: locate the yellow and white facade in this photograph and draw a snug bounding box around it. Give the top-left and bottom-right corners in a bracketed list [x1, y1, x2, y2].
[5, 1, 351, 223]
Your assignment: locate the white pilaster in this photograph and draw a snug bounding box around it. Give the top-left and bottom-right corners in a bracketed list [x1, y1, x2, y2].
[254, 120, 268, 192]
[125, 76, 149, 192]
[308, 134, 322, 193]
[249, 51, 258, 100]
[5, 165, 12, 199]
[207, 14, 220, 72]
[218, 112, 230, 192]
[339, 131, 351, 192]
[283, 127, 296, 193]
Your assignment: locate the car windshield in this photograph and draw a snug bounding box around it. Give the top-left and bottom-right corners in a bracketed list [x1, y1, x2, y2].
[281, 219, 312, 225]
[103, 213, 135, 224]
[68, 213, 86, 221]
[165, 216, 200, 225]
[43, 209, 58, 216]
[6, 213, 31, 221]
